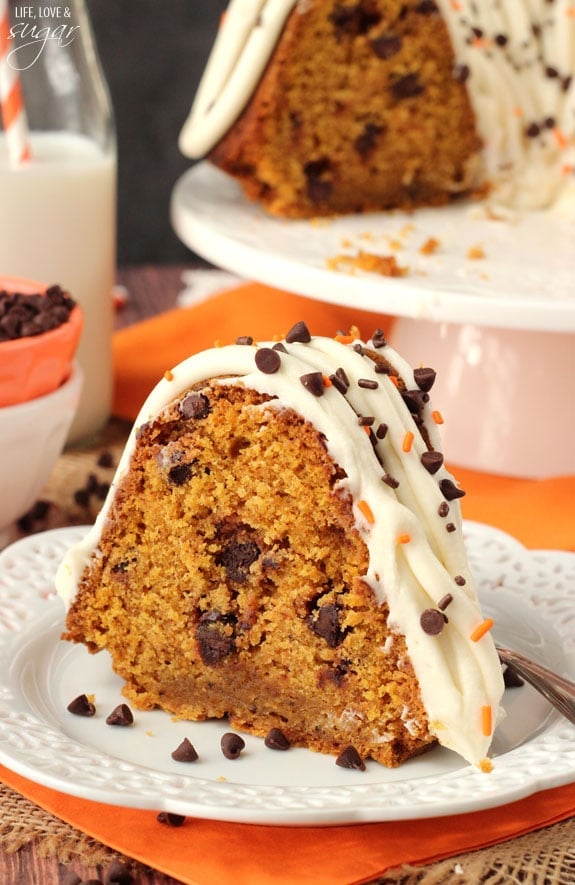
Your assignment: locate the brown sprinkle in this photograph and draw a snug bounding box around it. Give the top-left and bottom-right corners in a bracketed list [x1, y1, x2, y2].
[382, 473, 399, 489]
[438, 501, 450, 517]
[221, 732, 245, 759]
[157, 812, 186, 827]
[438, 593, 454, 611]
[236, 335, 253, 345]
[376, 422, 388, 439]
[454, 575, 466, 586]
[358, 378, 378, 389]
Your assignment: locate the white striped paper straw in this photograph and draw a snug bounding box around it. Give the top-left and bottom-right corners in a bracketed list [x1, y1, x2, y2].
[0, 0, 31, 165]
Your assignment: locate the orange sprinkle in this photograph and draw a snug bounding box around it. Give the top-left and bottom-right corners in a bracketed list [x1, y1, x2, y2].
[362, 425, 372, 437]
[432, 410, 444, 425]
[334, 334, 355, 344]
[402, 431, 414, 453]
[481, 705, 493, 737]
[470, 617, 494, 643]
[554, 128, 568, 149]
[512, 106, 523, 118]
[389, 375, 399, 388]
[567, 6, 575, 17]
[163, 369, 174, 382]
[561, 164, 574, 176]
[358, 500, 375, 525]
[450, 0, 461, 9]
[397, 533, 411, 545]
[322, 374, 332, 388]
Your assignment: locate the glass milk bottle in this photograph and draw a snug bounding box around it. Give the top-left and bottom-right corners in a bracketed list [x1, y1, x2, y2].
[0, 0, 116, 442]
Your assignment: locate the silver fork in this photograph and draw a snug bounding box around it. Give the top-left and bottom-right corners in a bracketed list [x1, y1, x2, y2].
[497, 646, 575, 726]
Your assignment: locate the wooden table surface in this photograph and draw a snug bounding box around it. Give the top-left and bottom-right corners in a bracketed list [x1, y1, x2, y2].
[0, 265, 194, 885]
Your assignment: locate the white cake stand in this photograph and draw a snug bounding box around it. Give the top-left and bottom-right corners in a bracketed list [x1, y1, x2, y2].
[171, 163, 575, 479]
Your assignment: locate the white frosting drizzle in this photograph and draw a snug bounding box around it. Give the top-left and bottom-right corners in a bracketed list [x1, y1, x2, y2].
[56, 331, 505, 768]
[179, 0, 575, 212]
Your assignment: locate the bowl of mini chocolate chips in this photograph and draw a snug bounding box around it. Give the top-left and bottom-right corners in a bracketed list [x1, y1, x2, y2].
[0, 276, 83, 406]
[0, 276, 83, 532]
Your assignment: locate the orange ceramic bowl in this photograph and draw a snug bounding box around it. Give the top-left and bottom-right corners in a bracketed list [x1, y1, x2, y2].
[0, 275, 83, 407]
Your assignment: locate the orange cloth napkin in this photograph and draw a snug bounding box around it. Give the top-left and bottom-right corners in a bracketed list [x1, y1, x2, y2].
[1, 281, 573, 884]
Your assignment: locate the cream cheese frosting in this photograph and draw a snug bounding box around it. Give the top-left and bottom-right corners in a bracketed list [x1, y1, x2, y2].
[179, 0, 575, 212]
[56, 325, 505, 768]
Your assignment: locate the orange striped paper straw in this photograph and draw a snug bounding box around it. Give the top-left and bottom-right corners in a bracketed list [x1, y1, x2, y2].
[0, 0, 31, 165]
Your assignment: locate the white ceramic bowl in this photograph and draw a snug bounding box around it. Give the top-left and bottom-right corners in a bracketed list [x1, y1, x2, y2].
[0, 363, 83, 533]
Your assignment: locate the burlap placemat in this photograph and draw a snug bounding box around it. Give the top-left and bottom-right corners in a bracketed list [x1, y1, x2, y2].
[2, 419, 574, 883]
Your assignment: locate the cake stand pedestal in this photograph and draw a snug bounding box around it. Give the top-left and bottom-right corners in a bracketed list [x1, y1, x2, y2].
[171, 163, 575, 479]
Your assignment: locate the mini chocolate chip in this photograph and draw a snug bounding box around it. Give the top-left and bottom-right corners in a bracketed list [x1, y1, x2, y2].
[358, 378, 378, 389]
[195, 621, 236, 665]
[67, 694, 96, 717]
[376, 423, 388, 439]
[300, 371, 325, 396]
[503, 665, 525, 689]
[420, 608, 446, 635]
[495, 33, 508, 46]
[354, 122, 384, 156]
[179, 391, 210, 420]
[104, 859, 133, 885]
[304, 159, 333, 203]
[454, 575, 466, 586]
[446, 522, 456, 533]
[265, 727, 291, 751]
[437, 593, 453, 611]
[438, 501, 450, 517]
[273, 341, 288, 353]
[97, 450, 114, 469]
[221, 732, 245, 759]
[236, 335, 253, 345]
[371, 33, 402, 59]
[168, 462, 195, 486]
[106, 704, 134, 726]
[255, 347, 281, 374]
[526, 122, 540, 138]
[307, 603, 346, 648]
[440, 479, 466, 501]
[382, 473, 399, 489]
[413, 367, 436, 392]
[171, 737, 199, 762]
[453, 62, 470, 83]
[157, 812, 186, 827]
[216, 539, 261, 583]
[392, 72, 424, 100]
[421, 451, 444, 474]
[336, 745, 366, 771]
[402, 389, 425, 412]
[285, 320, 311, 343]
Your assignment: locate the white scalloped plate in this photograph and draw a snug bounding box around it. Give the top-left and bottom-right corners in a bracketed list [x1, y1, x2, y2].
[171, 163, 575, 332]
[0, 524, 574, 825]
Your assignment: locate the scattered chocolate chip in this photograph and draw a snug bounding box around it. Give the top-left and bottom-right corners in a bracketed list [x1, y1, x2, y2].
[157, 812, 186, 827]
[221, 732, 245, 759]
[255, 347, 281, 374]
[495, 33, 508, 46]
[216, 539, 261, 583]
[420, 608, 446, 635]
[17, 499, 51, 532]
[437, 593, 453, 611]
[273, 341, 288, 353]
[171, 737, 199, 762]
[438, 501, 449, 517]
[392, 72, 424, 100]
[300, 371, 325, 396]
[440, 479, 466, 501]
[236, 335, 253, 345]
[354, 122, 384, 156]
[402, 389, 425, 412]
[376, 423, 388, 439]
[307, 603, 346, 648]
[97, 450, 114, 469]
[285, 320, 311, 343]
[358, 378, 379, 390]
[371, 328, 387, 348]
[106, 704, 134, 727]
[413, 367, 436, 392]
[264, 727, 291, 751]
[104, 859, 133, 884]
[336, 745, 366, 771]
[179, 391, 210, 420]
[526, 122, 540, 138]
[371, 33, 402, 59]
[503, 665, 525, 688]
[304, 159, 333, 203]
[454, 575, 466, 586]
[67, 694, 96, 717]
[329, 3, 381, 36]
[382, 473, 399, 489]
[421, 451, 444, 474]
